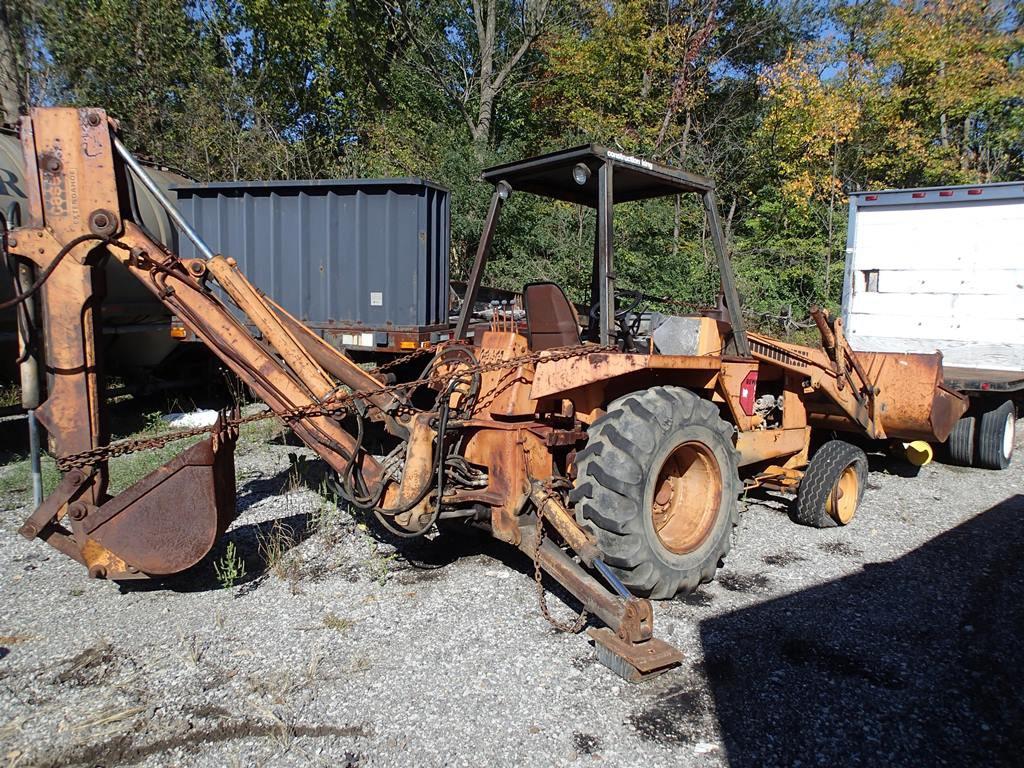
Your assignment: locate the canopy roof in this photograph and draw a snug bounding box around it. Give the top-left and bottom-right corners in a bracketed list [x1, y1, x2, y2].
[481, 145, 714, 207]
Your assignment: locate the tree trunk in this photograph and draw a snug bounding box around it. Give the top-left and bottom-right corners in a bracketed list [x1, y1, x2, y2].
[474, 89, 494, 144]
[672, 194, 680, 258]
[825, 141, 839, 299]
[961, 115, 973, 171]
[939, 61, 948, 149]
[471, 0, 497, 144]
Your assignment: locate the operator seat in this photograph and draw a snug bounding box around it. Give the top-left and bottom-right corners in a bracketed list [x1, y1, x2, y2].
[523, 281, 582, 351]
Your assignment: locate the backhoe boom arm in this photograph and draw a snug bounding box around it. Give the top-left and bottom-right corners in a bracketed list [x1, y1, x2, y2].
[5, 107, 407, 577]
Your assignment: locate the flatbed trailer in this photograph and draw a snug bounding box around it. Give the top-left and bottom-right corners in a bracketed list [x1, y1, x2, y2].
[943, 368, 1024, 397]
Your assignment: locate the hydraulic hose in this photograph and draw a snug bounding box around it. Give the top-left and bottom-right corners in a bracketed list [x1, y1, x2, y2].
[0, 233, 125, 311]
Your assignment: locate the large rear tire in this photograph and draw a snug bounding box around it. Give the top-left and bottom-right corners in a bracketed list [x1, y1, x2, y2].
[570, 386, 739, 599]
[977, 400, 1016, 470]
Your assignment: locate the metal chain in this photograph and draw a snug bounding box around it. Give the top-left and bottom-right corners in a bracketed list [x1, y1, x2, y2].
[368, 343, 440, 373]
[54, 342, 621, 472]
[53, 408, 278, 471]
[532, 502, 589, 634]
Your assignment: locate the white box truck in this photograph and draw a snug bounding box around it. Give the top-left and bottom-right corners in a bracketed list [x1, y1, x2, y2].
[842, 181, 1023, 470]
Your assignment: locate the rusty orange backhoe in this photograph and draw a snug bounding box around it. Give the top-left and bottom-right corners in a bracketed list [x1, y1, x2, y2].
[4, 109, 966, 680]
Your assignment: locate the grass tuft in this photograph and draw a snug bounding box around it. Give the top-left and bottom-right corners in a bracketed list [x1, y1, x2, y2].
[323, 613, 355, 633]
[214, 541, 247, 588]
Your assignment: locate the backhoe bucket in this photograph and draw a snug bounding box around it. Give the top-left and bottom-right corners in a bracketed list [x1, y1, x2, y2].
[81, 428, 237, 579]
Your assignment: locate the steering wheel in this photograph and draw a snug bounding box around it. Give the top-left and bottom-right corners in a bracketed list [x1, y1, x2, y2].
[588, 290, 647, 347]
[588, 290, 646, 324]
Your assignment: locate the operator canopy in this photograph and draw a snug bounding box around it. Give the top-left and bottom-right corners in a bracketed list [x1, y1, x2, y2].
[481, 145, 714, 207]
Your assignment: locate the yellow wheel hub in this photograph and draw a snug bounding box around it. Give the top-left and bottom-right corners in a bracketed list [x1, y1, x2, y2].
[825, 465, 859, 524]
[651, 442, 722, 554]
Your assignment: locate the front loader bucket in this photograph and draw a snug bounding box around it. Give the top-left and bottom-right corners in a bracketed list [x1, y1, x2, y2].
[80, 431, 237, 579]
[858, 351, 968, 443]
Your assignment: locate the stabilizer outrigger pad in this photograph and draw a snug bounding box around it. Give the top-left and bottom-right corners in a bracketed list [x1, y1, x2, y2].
[518, 519, 684, 682]
[590, 628, 684, 682]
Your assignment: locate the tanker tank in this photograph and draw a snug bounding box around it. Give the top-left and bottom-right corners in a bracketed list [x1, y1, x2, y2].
[1, 125, 196, 389]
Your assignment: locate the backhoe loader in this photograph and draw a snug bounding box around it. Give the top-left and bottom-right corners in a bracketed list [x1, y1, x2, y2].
[4, 109, 966, 680]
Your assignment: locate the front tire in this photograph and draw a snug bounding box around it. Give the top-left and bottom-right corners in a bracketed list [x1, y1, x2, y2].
[570, 386, 739, 599]
[794, 440, 868, 528]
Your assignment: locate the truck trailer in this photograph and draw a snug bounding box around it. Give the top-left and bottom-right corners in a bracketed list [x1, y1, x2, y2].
[842, 181, 1023, 469]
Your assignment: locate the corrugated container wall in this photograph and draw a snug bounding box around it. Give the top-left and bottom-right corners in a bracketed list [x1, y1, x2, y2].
[172, 179, 451, 330]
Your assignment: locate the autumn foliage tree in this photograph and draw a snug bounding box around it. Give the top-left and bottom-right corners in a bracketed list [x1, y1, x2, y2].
[2, 0, 1021, 332]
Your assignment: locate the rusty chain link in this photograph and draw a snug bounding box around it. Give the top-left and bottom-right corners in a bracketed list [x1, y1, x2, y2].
[532, 498, 589, 634]
[367, 343, 440, 374]
[55, 342, 622, 472]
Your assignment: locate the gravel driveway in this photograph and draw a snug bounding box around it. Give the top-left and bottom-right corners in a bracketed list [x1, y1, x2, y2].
[1, 427, 1021, 768]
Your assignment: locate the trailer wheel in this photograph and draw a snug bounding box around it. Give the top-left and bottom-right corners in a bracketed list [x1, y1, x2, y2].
[570, 387, 739, 599]
[947, 415, 975, 466]
[794, 440, 868, 528]
[977, 400, 1016, 470]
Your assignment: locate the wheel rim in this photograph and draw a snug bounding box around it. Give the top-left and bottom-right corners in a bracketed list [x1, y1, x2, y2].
[826, 465, 859, 524]
[1003, 412, 1015, 460]
[651, 441, 722, 554]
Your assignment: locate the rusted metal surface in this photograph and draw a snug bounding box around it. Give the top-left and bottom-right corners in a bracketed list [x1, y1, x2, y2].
[529, 483, 600, 566]
[17, 415, 237, 578]
[744, 465, 804, 493]
[735, 428, 808, 467]
[530, 350, 721, 401]
[113, 222, 388, 487]
[651, 440, 722, 554]
[79, 423, 237, 578]
[702, 189, 749, 357]
[206, 254, 337, 397]
[588, 628, 684, 682]
[519, 525, 623, 629]
[531, 511, 590, 633]
[14, 108, 124, 528]
[519, 524, 664, 648]
[17, 468, 91, 540]
[6, 108, 975, 683]
[455, 184, 507, 340]
[9, 108, 396, 576]
[747, 327, 967, 443]
[390, 413, 436, 531]
[839, 349, 965, 442]
[463, 425, 552, 545]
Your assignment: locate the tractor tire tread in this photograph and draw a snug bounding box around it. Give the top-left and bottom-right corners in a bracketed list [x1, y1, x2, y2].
[794, 440, 868, 528]
[573, 386, 740, 598]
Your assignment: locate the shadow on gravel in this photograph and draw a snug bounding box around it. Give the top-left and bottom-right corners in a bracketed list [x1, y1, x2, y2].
[867, 452, 922, 478]
[56, 720, 367, 767]
[742, 452, 925, 524]
[117, 466, 517, 594]
[118, 509, 320, 594]
[692, 493, 1024, 767]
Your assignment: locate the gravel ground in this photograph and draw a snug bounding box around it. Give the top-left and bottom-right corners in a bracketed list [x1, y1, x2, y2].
[1, 426, 1021, 768]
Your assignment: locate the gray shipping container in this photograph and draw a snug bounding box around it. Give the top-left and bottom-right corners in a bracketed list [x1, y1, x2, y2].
[172, 178, 450, 330]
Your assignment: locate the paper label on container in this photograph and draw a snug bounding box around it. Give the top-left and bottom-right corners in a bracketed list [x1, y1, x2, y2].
[370, 292, 383, 306]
